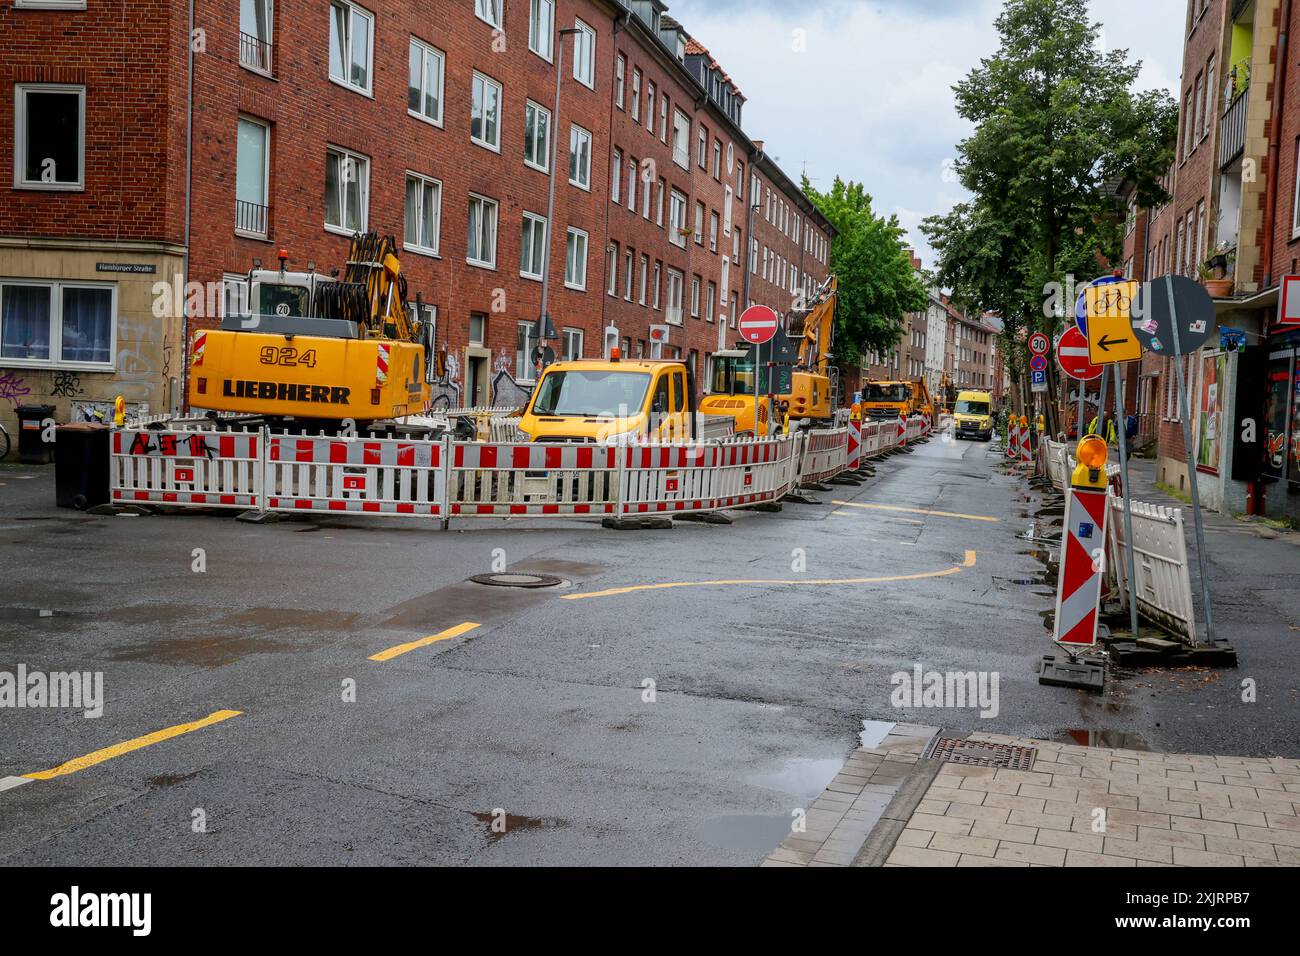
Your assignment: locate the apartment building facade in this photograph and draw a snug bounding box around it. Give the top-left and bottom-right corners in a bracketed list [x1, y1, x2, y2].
[0, 0, 833, 442]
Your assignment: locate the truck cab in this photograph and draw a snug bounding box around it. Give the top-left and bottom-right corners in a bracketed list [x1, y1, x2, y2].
[952, 389, 994, 441]
[516, 357, 696, 443]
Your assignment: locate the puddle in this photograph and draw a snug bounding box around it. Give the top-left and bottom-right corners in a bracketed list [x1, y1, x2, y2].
[108, 633, 289, 667]
[748, 757, 844, 798]
[471, 810, 569, 842]
[859, 719, 895, 749]
[697, 814, 793, 853]
[1058, 728, 1151, 751]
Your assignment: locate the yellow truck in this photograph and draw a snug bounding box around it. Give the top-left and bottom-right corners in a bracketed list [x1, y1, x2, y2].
[515, 355, 699, 443]
[861, 378, 933, 422]
[952, 389, 994, 441]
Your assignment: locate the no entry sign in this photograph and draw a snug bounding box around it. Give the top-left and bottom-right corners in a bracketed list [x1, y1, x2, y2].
[738, 305, 779, 345]
[1056, 326, 1102, 381]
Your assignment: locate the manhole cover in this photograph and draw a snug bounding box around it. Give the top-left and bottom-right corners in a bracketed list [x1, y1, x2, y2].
[469, 573, 563, 589]
[924, 737, 1037, 771]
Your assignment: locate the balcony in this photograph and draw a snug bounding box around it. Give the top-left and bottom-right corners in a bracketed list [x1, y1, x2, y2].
[1219, 85, 1248, 170]
[235, 199, 270, 238]
[240, 32, 274, 75]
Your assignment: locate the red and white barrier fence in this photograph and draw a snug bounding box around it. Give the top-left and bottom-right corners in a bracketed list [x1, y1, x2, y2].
[110, 414, 928, 525]
[111, 428, 261, 509]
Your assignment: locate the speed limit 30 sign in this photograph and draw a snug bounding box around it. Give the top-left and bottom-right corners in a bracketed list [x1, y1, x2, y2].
[1029, 332, 1050, 356]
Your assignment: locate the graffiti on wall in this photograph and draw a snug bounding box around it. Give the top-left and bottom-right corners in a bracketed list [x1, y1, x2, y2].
[427, 351, 462, 411]
[51, 371, 83, 398]
[490, 369, 531, 408]
[0, 371, 32, 407]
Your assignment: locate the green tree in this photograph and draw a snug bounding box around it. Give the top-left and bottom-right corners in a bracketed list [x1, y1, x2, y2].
[920, 0, 1177, 426]
[802, 176, 928, 366]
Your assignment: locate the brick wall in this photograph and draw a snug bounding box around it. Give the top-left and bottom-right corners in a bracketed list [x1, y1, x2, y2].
[0, 0, 182, 243]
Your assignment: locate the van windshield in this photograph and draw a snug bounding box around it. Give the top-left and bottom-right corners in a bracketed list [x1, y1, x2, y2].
[864, 384, 910, 403]
[532, 370, 652, 417]
[956, 399, 990, 417]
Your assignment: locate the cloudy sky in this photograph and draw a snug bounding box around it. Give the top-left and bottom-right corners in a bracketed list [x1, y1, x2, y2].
[666, 0, 1185, 268]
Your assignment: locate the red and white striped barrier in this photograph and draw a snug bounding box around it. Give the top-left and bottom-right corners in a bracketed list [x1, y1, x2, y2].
[266, 434, 444, 516]
[798, 427, 850, 485]
[847, 418, 862, 470]
[1053, 483, 1109, 648]
[450, 441, 620, 517]
[620, 437, 799, 515]
[111, 428, 260, 509]
[1007, 417, 1020, 460]
[1019, 418, 1032, 462]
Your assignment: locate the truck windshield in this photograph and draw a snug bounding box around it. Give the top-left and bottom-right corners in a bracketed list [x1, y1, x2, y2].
[532, 370, 652, 417]
[956, 399, 990, 417]
[864, 384, 910, 403]
[710, 358, 756, 395]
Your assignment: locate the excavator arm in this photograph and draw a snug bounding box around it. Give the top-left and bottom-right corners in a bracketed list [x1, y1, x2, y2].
[788, 274, 837, 375]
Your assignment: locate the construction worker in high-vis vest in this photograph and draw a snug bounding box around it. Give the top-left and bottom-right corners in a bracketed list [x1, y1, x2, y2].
[1086, 412, 1118, 446]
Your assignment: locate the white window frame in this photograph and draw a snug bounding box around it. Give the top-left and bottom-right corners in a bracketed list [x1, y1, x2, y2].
[645, 82, 655, 133]
[524, 100, 551, 173]
[611, 148, 623, 203]
[407, 36, 445, 127]
[638, 253, 648, 305]
[568, 124, 592, 190]
[0, 278, 116, 371]
[615, 54, 626, 109]
[565, 226, 589, 291]
[235, 115, 271, 239]
[403, 170, 442, 257]
[572, 19, 596, 89]
[520, 211, 547, 281]
[14, 1, 88, 7]
[562, 327, 583, 361]
[516, 320, 539, 384]
[669, 189, 688, 247]
[665, 268, 684, 325]
[13, 83, 85, 191]
[606, 242, 618, 296]
[475, 0, 503, 30]
[672, 109, 690, 169]
[466, 193, 499, 269]
[328, 0, 374, 97]
[471, 70, 503, 153]
[324, 145, 369, 236]
[631, 69, 642, 122]
[528, 0, 555, 61]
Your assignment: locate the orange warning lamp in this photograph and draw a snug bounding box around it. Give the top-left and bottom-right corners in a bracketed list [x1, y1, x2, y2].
[610, 347, 621, 362]
[1073, 435, 1108, 489]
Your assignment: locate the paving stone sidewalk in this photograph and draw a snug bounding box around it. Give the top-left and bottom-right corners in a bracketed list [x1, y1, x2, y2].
[889, 732, 1300, 867]
[764, 729, 1300, 868]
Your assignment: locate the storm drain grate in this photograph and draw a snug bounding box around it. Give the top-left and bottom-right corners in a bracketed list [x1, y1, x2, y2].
[924, 737, 1037, 771]
[469, 573, 563, 589]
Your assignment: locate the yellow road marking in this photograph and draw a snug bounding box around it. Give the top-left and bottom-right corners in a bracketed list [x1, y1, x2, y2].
[369, 621, 480, 662]
[562, 551, 977, 602]
[831, 501, 999, 523]
[24, 709, 242, 781]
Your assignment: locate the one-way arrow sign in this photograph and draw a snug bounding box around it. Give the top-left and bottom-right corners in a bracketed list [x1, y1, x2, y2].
[1097, 333, 1130, 352]
[1084, 281, 1142, 365]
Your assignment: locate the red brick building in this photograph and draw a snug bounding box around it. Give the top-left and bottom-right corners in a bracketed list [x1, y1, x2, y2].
[0, 0, 834, 442]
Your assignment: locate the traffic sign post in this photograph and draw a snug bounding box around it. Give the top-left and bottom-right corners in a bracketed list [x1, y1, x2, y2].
[1134, 275, 1218, 646]
[738, 305, 780, 432]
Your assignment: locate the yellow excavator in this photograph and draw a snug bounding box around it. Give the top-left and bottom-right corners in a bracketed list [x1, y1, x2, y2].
[188, 232, 431, 425]
[699, 274, 838, 436]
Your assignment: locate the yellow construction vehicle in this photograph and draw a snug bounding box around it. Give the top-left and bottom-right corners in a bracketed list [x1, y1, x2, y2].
[188, 233, 431, 425]
[699, 275, 839, 436]
[515, 354, 699, 443]
[861, 377, 933, 421]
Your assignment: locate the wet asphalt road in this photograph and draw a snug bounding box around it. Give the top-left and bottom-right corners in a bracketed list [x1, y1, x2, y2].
[0, 432, 1294, 865]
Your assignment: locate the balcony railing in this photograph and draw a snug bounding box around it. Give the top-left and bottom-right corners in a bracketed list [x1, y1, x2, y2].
[239, 32, 274, 75]
[1219, 86, 1248, 170]
[235, 199, 269, 238]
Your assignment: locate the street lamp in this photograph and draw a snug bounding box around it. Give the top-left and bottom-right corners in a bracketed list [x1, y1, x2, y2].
[535, 25, 583, 373]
